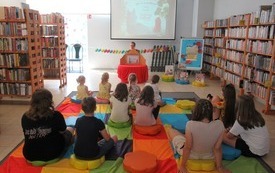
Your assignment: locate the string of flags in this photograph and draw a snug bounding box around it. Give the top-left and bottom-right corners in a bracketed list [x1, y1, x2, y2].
[94, 45, 175, 54]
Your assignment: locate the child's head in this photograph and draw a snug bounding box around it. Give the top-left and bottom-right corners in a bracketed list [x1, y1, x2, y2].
[192, 99, 213, 122]
[128, 73, 138, 84]
[76, 75, 86, 84]
[114, 83, 128, 102]
[27, 88, 54, 120]
[138, 85, 154, 106]
[236, 95, 265, 130]
[101, 72, 109, 82]
[82, 96, 96, 114]
[151, 75, 160, 84]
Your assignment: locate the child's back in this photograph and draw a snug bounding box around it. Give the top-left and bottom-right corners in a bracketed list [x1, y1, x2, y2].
[128, 73, 141, 102]
[97, 72, 111, 100]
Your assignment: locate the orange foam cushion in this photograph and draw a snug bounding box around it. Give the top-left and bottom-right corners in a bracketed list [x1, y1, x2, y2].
[133, 124, 162, 136]
[123, 151, 157, 173]
[133, 125, 167, 140]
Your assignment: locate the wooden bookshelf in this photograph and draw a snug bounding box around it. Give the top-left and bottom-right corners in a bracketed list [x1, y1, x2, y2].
[0, 7, 44, 97]
[40, 13, 67, 88]
[202, 3, 275, 115]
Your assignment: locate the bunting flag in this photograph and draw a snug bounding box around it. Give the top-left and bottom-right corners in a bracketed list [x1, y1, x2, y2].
[94, 45, 175, 54]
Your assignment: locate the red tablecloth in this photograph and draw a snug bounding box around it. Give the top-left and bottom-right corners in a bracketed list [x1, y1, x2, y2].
[117, 65, 148, 83]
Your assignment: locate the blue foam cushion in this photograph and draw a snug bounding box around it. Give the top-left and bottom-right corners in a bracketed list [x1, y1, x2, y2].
[71, 96, 82, 104]
[162, 98, 176, 105]
[176, 79, 190, 85]
[222, 143, 241, 160]
[159, 114, 189, 133]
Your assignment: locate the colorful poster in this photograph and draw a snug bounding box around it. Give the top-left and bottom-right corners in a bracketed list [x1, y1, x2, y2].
[178, 38, 204, 70]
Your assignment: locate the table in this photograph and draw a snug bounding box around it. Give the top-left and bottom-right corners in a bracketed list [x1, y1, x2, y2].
[117, 65, 148, 83]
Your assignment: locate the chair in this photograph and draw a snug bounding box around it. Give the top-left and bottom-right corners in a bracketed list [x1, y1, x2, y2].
[68, 43, 83, 72]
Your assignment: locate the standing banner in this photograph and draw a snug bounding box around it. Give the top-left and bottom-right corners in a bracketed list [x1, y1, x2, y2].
[178, 38, 204, 70]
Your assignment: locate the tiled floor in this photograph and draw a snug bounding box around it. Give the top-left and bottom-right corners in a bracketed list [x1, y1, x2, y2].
[0, 69, 274, 171]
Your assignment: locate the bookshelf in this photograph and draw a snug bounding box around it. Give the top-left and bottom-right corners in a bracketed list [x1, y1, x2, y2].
[40, 13, 67, 88]
[202, 3, 275, 115]
[0, 7, 44, 97]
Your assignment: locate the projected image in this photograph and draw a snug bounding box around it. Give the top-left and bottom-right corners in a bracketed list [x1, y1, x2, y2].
[111, 0, 176, 40]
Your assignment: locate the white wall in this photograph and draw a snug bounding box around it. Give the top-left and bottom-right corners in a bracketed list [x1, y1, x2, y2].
[0, 0, 26, 7]
[87, 0, 194, 69]
[214, 0, 275, 19]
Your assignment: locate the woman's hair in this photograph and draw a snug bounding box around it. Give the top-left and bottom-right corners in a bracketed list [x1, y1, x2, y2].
[101, 72, 109, 82]
[236, 95, 265, 130]
[137, 85, 154, 106]
[25, 88, 54, 120]
[222, 84, 236, 128]
[76, 75, 85, 84]
[114, 83, 128, 102]
[151, 75, 160, 84]
[192, 99, 213, 122]
[82, 96, 96, 114]
[128, 73, 137, 84]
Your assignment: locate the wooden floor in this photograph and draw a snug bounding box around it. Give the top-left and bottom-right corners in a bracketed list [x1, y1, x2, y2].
[0, 69, 274, 171]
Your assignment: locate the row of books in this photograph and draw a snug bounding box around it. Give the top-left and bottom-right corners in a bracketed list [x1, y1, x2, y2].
[211, 66, 224, 77]
[250, 4, 275, 24]
[204, 21, 215, 28]
[229, 14, 250, 26]
[203, 55, 211, 64]
[215, 29, 226, 37]
[204, 38, 214, 45]
[204, 30, 214, 37]
[0, 6, 24, 20]
[0, 38, 28, 51]
[216, 19, 228, 27]
[204, 47, 213, 55]
[41, 37, 59, 47]
[0, 83, 31, 96]
[211, 57, 225, 67]
[40, 25, 58, 36]
[245, 54, 271, 71]
[243, 80, 267, 99]
[0, 54, 29, 67]
[226, 50, 244, 63]
[269, 91, 275, 105]
[42, 48, 59, 58]
[0, 68, 30, 81]
[248, 25, 274, 39]
[244, 67, 269, 84]
[42, 59, 59, 68]
[223, 72, 240, 86]
[40, 13, 63, 24]
[228, 27, 247, 38]
[214, 38, 225, 47]
[0, 23, 27, 36]
[43, 70, 60, 78]
[215, 48, 226, 57]
[224, 61, 243, 75]
[246, 40, 273, 55]
[226, 39, 245, 51]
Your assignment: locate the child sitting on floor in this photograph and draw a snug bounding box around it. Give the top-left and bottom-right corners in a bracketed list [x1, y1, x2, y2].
[76, 75, 93, 100]
[145, 74, 166, 119]
[74, 96, 117, 160]
[128, 73, 141, 109]
[96, 72, 111, 102]
[223, 95, 269, 157]
[178, 99, 230, 173]
[134, 85, 158, 126]
[21, 89, 75, 163]
[109, 83, 132, 124]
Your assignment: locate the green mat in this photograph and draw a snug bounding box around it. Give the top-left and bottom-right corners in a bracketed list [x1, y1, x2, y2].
[106, 125, 132, 140]
[93, 158, 126, 173]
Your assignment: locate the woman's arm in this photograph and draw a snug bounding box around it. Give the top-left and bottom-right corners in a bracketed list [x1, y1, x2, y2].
[100, 129, 111, 141]
[178, 130, 192, 173]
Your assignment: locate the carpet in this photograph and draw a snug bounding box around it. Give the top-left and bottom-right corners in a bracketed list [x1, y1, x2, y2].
[0, 92, 273, 173]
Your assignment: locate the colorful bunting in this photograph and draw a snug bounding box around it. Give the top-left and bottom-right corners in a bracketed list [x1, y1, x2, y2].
[94, 45, 175, 54]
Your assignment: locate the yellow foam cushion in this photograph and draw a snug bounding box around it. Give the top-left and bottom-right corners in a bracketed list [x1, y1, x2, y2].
[70, 154, 105, 170]
[192, 81, 206, 87]
[187, 159, 215, 171]
[161, 75, 174, 82]
[175, 100, 195, 110]
[27, 158, 60, 166]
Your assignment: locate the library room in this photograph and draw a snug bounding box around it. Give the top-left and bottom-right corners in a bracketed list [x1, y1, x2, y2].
[0, 0, 274, 172]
